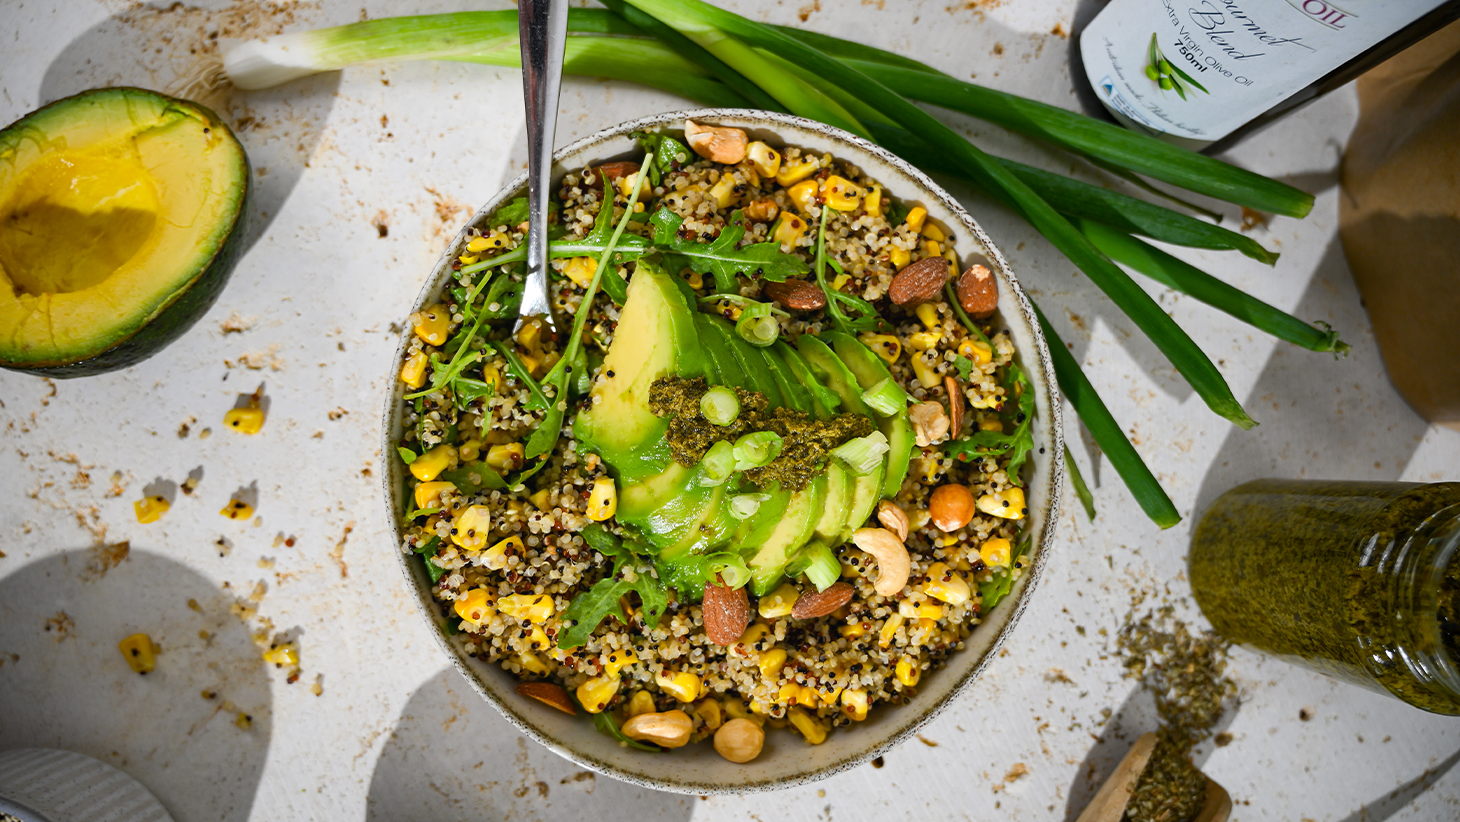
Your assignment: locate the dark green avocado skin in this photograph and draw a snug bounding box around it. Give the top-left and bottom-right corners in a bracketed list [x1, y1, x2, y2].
[0, 89, 252, 379]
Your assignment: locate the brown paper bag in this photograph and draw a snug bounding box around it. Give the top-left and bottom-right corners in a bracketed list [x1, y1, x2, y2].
[1340, 21, 1460, 429]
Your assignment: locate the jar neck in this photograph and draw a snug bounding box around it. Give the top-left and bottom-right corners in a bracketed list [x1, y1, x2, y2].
[1392, 504, 1460, 693]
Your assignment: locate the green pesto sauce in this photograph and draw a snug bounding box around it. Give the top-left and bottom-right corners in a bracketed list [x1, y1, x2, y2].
[648, 376, 873, 491]
[1190, 480, 1460, 714]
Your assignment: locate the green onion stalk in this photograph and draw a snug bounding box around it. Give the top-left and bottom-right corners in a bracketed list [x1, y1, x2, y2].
[216, 5, 1346, 526]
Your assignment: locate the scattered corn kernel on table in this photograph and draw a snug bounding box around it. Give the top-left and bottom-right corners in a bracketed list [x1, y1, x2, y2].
[3, 2, 1459, 820]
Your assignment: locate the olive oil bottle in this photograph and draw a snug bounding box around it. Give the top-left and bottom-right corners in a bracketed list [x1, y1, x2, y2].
[1079, 0, 1460, 151]
[1190, 480, 1460, 714]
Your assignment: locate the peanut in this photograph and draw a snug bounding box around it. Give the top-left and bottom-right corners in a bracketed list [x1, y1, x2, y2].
[714, 717, 766, 763]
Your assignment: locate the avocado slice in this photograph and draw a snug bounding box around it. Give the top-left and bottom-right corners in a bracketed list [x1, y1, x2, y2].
[761, 345, 813, 414]
[0, 88, 251, 377]
[776, 340, 841, 419]
[746, 473, 828, 596]
[575, 261, 702, 483]
[822, 331, 916, 501]
[774, 340, 853, 542]
[796, 334, 884, 539]
[694, 312, 748, 389]
[719, 320, 784, 407]
[616, 462, 717, 553]
[732, 481, 792, 550]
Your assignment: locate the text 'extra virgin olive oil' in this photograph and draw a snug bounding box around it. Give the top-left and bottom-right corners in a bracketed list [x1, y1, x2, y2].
[1079, 0, 1460, 151]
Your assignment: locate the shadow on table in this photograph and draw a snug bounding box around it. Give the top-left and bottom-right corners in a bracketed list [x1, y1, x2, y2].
[1193, 237, 1431, 519]
[365, 668, 694, 822]
[38, 0, 340, 254]
[0, 547, 272, 822]
[1335, 747, 1460, 822]
[1061, 684, 1241, 822]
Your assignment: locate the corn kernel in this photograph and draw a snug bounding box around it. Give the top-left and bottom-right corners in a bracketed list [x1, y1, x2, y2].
[410, 444, 455, 482]
[586, 476, 617, 522]
[923, 562, 971, 606]
[263, 643, 299, 667]
[957, 338, 993, 365]
[864, 185, 883, 217]
[616, 170, 651, 200]
[603, 649, 638, 676]
[758, 647, 788, 679]
[516, 317, 543, 351]
[627, 690, 656, 718]
[458, 253, 479, 266]
[747, 141, 781, 177]
[486, 443, 525, 473]
[454, 588, 495, 628]
[896, 657, 921, 687]
[524, 626, 551, 651]
[773, 213, 808, 250]
[499, 593, 554, 624]
[774, 157, 818, 186]
[787, 179, 819, 213]
[979, 416, 1005, 433]
[519, 352, 543, 378]
[823, 175, 864, 211]
[451, 504, 492, 550]
[656, 670, 701, 702]
[692, 698, 723, 731]
[858, 333, 901, 364]
[757, 582, 799, 619]
[400, 351, 428, 389]
[577, 676, 620, 713]
[915, 617, 941, 646]
[898, 600, 944, 620]
[517, 652, 550, 676]
[466, 235, 491, 252]
[529, 489, 552, 512]
[118, 633, 156, 674]
[481, 535, 522, 570]
[889, 245, 910, 270]
[724, 698, 764, 726]
[788, 707, 828, 744]
[841, 688, 869, 721]
[411, 305, 451, 346]
[831, 272, 851, 291]
[223, 407, 264, 434]
[457, 438, 482, 462]
[977, 487, 1026, 520]
[221, 499, 254, 520]
[413, 481, 455, 511]
[921, 222, 946, 242]
[910, 352, 940, 389]
[737, 622, 771, 649]
[134, 495, 170, 524]
[481, 364, 503, 394]
[915, 303, 942, 332]
[980, 537, 1013, 569]
[904, 206, 927, 233]
[710, 174, 739, 209]
[879, 613, 904, 648]
[685, 270, 704, 290]
[235, 712, 252, 729]
[838, 623, 868, 640]
[907, 331, 941, 352]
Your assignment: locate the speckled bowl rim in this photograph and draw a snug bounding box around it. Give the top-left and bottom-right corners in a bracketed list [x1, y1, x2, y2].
[381, 108, 1064, 794]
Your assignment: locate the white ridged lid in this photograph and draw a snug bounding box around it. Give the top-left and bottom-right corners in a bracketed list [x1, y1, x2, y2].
[0, 749, 174, 822]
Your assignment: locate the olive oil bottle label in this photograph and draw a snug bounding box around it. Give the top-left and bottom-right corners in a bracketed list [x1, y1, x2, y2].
[1080, 0, 1453, 149]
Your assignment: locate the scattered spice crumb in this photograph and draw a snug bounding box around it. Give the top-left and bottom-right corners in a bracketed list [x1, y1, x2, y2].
[871, 756, 885, 769]
[86, 541, 130, 580]
[1240, 207, 1270, 232]
[1045, 667, 1074, 684]
[328, 407, 348, 421]
[219, 313, 255, 334]
[44, 611, 74, 641]
[330, 521, 355, 577]
[1299, 707, 1313, 721]
[1213, 732, 1233, 747]
[373, 210, 390, 238]
[310, 675, 324, 696]
[917, 734, 939, 747]
[199, 428, 212, 440]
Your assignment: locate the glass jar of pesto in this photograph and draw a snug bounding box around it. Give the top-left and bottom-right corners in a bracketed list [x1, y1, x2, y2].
[1190, 479, 1460, 714]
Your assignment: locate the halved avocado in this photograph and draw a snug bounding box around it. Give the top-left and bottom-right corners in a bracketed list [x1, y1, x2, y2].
[776, 339, 854, 542]
[822, 330, 916, 501]
[761, 344, 813, 414]
[747, 473, 828, 595]
[720, 320, 784, 407]
[0, 87, 251, 377]
[694, 312, 746, 388]
[796, 334, 884, 538]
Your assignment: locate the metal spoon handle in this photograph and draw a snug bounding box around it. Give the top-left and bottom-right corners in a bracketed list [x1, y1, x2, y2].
[518, 0, 568, 330]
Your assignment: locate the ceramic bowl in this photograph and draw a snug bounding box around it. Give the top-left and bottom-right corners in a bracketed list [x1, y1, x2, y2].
[380, 108, 1064, 794]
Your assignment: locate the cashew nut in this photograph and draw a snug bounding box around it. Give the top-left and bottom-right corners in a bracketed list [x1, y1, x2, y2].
[714, 717, 766, 763]
[684, 120, 749, 165]
[909, 401, 950, 447]
[851, 527, 911, 597]
[621, 709, 693, 748]
[876, 500, 910, 542]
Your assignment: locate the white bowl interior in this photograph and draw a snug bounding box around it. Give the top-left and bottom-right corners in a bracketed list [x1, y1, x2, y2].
[380, 109, 1064, 793]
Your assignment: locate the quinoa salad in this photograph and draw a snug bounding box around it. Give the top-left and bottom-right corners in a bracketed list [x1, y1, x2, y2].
[392, 121, 1036, 761]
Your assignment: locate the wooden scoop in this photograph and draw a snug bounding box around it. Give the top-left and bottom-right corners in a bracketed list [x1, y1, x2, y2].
[1075, 732, 1232, 822]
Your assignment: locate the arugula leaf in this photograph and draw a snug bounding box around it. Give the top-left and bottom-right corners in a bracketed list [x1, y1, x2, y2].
[632, 130, 692, 185]
[650, 207, 809, 290]
[633, 571, 668, 630]
[440, 464, 508, 494]
[491, 196, 530, 228]
[490, 342, 552, 413]
[397, 446, 418, 465]
[452, 377, 495, 410]
[580, 524, 629, 567]
[463, 193, 652, 277]
[404, 506, 441, 519]
[557, 576, 633, 649]
[413, 536, 445, 583]
[978, 539, 1029, 612]
[954, 354, 974, 382]
[814, 209, 888, 334]
[943, 363, 1036, 483]
[591, 706, 662, 752]
[885, 198, 910, 227]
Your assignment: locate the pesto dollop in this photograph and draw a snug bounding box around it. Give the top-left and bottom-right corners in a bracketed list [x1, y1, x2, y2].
[648, 376, 873, 491]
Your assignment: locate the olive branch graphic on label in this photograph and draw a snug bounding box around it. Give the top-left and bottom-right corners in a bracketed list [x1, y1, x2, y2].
[1145, 33, 1210, 100]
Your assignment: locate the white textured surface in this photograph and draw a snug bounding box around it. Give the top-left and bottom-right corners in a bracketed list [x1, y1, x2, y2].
[0, 748, 175, 822]
[1, 2, 1458, 822]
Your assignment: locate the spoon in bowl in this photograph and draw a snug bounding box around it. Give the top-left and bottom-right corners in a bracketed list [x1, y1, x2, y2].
[516, 0, 568, 334]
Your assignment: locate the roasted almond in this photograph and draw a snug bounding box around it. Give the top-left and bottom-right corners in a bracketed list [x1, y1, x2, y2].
[764, 279, 827, 311]
[945, 375, 964, 438]
[957, 263, 999, 319]
[517, 681, 577, 715]
[888, 256, 951, 306]
[791, 581, 855, 619]
[583, 161, 640, 191]
[702, 579, 751, 645]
